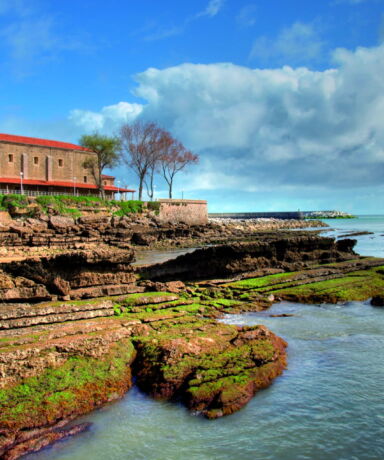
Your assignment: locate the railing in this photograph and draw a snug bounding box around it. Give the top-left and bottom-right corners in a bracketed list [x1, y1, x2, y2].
[0, 189, 113, 198]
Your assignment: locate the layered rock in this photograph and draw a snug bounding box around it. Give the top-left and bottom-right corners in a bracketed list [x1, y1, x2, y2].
[0, 233, 356, 304]
[139, 235, 358, 281]
[0, 247, 138, 302]
[0, 210, 326, 258]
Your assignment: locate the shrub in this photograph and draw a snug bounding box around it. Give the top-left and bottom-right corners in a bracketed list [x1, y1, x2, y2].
[2, 194, 29, 209]
[113, 200, 143, 216]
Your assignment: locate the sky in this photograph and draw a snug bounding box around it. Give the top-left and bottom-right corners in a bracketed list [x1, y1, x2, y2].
[0, 0, 383, 213]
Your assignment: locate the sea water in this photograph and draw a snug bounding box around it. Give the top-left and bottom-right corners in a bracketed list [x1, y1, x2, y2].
[321, 215, 384, 258]
[25, 216, 384, 460]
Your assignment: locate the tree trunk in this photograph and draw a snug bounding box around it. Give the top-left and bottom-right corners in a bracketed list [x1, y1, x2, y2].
[97, 170, 105, 200]
[99, 182, 105, 200]
[138, 175, 144, 201]
[145, 167, 154, 200]
[169, 180, 173, 199]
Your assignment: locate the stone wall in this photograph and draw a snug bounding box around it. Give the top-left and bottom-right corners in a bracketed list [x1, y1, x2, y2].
[158, 199, 208, 225]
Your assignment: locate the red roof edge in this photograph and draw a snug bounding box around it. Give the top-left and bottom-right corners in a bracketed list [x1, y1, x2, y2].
[0, 133, 92, 152]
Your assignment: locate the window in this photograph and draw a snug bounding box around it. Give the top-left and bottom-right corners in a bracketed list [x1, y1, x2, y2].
[58, 159, 63, 167]
[103, 181, 107, 185]
[8, 154, 13, 162]
[33, 157, 39, 165]
[83, 176, 87, 183]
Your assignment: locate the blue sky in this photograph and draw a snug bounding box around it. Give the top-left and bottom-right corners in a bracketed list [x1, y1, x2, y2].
[1, 0, 383, 213]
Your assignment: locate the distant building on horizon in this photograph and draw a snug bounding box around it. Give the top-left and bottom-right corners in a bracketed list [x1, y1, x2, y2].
[0, 133, 134, 199]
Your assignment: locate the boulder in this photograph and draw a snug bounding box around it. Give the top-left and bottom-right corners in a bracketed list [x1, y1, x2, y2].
[49, 216, 75, 232]
[78, 215, 111, 225]
[0, 211, 12, 224]
[131, 232, 157, 246]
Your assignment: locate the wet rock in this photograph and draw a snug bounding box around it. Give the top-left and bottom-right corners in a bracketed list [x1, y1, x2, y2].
[131, 232, 156, 246]
[134, 321, 287, 419]
[2, 422, 91, 460]
[139, 236, 358, 282]
[0, 336, 136, 459]
[269, 313, 295, 317]
[371, 295, 384, 307]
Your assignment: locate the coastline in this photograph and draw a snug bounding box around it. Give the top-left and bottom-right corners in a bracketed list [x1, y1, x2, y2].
[0, 211, 383, 459]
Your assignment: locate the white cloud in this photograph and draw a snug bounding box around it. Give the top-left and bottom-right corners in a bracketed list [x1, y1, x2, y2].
[0, 0, 31, 15]
[143, 25, 183, 42]
[138, 0, 224, 42]
[237, 4, 257, 27]
[250, 22, 325, 66]
[69, 102, 143, 133]
[196, 0, 225, 18]
[68, 44, 384, 194]
[1, 17, 58, 61]
[333, 0, 372, 4]
[0, 2, 91, 76]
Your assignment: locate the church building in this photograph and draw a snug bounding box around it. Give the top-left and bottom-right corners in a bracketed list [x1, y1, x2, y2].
[0, 133, 134, 199]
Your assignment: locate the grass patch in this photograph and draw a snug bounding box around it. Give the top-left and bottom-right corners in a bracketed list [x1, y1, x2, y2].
[112, 200, 143, 216]
[229, 272, 296, 290]
[0, 194, 146, 218]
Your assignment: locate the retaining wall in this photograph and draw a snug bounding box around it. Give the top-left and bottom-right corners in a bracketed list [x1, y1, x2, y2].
[158, 199, 208, 225]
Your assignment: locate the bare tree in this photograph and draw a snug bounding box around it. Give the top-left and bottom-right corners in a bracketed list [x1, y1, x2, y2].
[159, 138, 199, 199]
[120, 121, 163, 201]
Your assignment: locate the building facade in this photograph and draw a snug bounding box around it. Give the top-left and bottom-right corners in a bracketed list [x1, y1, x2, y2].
[0, 133, 134, 199]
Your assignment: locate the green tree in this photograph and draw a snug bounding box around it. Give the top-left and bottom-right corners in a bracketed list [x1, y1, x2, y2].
[79, 133, 121, 199]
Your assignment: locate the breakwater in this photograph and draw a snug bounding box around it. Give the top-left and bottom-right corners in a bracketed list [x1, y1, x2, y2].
[209, 212, 304, 220]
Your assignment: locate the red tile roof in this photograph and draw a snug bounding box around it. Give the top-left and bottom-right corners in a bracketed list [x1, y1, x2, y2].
[0, 178, 134, 193]
[0, 133, 91, 152]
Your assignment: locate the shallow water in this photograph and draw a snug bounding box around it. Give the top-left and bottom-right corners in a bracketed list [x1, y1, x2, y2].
[132, 247, 198, 266]
[321, 215, 384, 258]
[25, 216, 384, 460]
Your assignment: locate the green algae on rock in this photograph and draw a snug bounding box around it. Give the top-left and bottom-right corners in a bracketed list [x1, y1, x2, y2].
[0, 338, 136, 459]
[224, 259, 384, 304]
[133, 317, 287, 419]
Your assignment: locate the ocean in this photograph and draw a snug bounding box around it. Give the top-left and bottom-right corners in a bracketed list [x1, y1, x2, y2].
[25, 216, 384, 460]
